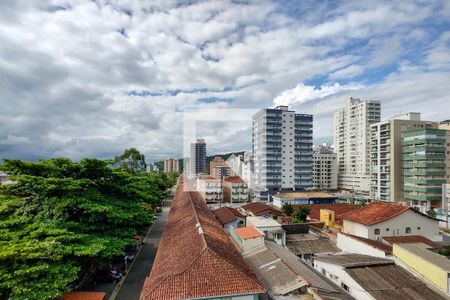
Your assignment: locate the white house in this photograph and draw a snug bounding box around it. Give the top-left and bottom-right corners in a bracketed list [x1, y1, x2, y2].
[230, 226, 265, 253]
[341, 201, 440, 241]
[246, 216, 286, 246]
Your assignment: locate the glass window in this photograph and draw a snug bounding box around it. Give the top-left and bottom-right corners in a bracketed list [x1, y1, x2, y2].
[374, 228, 380, 235]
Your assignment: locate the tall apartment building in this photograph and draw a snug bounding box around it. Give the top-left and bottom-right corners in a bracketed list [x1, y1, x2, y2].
[312, 144, 338, 191]
[252, 105, 313, 202]
[190, 139, 207, 176]
[163, 158, 180, 173]
[402, 128, 447, 212]
[209, 156, 232, 179]
[370, 113, 436, 202]
[225, 154, 242, 177]
[334, 97, 381, 194]
[438, 120, 450, 184]
[241, 152, 253, 188]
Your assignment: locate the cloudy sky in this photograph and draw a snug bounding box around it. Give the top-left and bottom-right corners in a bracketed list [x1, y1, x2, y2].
[1, 0, 450, 162]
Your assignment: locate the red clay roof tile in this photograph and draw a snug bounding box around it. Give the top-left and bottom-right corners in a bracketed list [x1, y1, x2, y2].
[235, 226, 263, 240]
[242, 203, 282, 216]
[140, 179, 264, 300]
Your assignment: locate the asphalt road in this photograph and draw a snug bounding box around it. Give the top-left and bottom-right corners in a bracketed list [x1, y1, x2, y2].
[114, 207, 169, 300]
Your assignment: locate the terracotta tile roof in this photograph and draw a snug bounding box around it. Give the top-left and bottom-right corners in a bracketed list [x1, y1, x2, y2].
[140, 179, 265, 300]
[242, 203, 282, 216]
[295, 203, 359, 225]
[235, 226, 264, 240]
[213, 207, 245, 225]
[339, 232, 393, 254]
[224, 176, 245, 183]
[383, 235, 440, 249]
[341, 201, 435, 226]
[61, 292, 106, 300]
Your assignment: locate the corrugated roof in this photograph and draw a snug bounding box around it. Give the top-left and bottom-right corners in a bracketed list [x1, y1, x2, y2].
[394, 243, 450, 272]
[346, 264, 446, 300]
[341, 201, 435, 226]
[315, 254, 394, 268]
[235, 226, 264, 240]
[286, 234, 340, 255]
[383, 235, 439, 249]
[140, 179, 265, 300]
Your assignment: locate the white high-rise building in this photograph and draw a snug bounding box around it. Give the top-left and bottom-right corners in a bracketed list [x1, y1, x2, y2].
[334, 97, 381, 194]
[252, 105, 313, 201]
[312, 144, 338, 191]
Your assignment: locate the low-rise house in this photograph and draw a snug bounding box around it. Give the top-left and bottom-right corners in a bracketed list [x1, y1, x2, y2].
[246, 216, 286, 246]
[196, 176, 222, 203]
[140, 179, 265, 300]
[223, 176, 248, 203]
[212, 206, 246, 230]
[393, 243, 450, 295]
[337, 232, 393, 258]
[313, 253, 446, 300]
[341, 201, 439, 241]
[272, 192, 336, 208]
[241, 203, 282, 219]
[231, 226, 265, 253]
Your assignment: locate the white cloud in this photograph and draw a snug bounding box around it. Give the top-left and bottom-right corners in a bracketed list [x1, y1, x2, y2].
[273, 82, 365, 106]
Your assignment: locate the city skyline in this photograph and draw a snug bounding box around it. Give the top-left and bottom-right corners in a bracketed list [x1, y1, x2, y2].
[1, 1, 450, 162]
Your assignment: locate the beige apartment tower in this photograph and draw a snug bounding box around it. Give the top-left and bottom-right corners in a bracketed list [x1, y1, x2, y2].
[163, 159, 180, 173]
[370, 113, 436, 203]
[334, 97, 381, 194]
[209, 156, 232, 179]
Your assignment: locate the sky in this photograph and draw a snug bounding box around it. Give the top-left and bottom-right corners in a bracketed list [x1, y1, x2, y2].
[1, 0, 450, 162]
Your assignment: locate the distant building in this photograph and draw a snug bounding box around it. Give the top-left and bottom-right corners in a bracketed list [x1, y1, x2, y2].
[312, 144, 338, 191]
[341, 201, 439, 241]
[140, 179, 265, 300]
[163, 158, 179, 173]
[252, 105, 313, 202]
[225, 154, 242, 177]
[313, 254, 445, 300]
[197, 176, 222, 204]
[272, 192, 336, 208]
[334, 97, 381, 194]
[370, 112, 436, 202]
[241, 151, 253, 187]
[241, 203, 283, 219]
[209, 156, 231, 179]
[393, 243, 450, 295]
[438, 120, 450, 184]
[222, 176, 248, 203]
[402, 128, 447, 212]
[190, 139, 207, 176]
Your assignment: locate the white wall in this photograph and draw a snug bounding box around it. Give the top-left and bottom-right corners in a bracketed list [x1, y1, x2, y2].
[343, 209, 439, 241]
[313, 260, 374, 300]
[336, 233, 387, 258]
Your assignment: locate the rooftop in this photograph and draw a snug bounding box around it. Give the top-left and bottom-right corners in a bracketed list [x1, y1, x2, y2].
[346, 264, 446, 300]
[212, 206, 245, 225]
[273, 192, 335, 199]
[247, 216, 282, 228]
[235, 226, 264, 240]
[301, 203, 360, 225]
[224, 176, 245, 183]
[383, 235, 439, 249]
[140, 179, 264, 300]
[341, 201, 435, 226]
[314, 253, 394, 268]
[286, 234, 340, 255]
[339, 232, 393, 254]
[394, 243, 450, 272]
[241, 203, 282, 216]
[61, 292, 106, 300]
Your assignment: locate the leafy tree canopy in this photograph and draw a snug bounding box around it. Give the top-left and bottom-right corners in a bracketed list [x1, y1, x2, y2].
[114, 148, 147, 173]
[282, 203, 294, 216]
[292, 206, 311, 224]
[0, 157, 177, 300]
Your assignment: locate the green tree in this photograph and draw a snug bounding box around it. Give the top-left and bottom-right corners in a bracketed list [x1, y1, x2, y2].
[426, 208, 437, 218]
[114, 148, 147, 173]
[282, 203, 294, 216]
[292, 206, 311, 224]
[0, 158, 177, 300]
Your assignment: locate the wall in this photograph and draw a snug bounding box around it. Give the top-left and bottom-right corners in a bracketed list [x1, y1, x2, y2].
[342, 220, 369, 238]
[393, 245, 448, 294]
[312, 260, 373, 300]
[242, 236, 265, 253]
[336, 233, 387, 258]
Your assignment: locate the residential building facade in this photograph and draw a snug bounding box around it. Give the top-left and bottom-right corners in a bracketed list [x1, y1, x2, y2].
[190, 139, 207, 176]
[163, 158, 179, 173]
[225, 154, 242, 177]
[197, 176, 223, 204]
[438, 120, 450, 184]
[402, 128, 447, 212]
[223, 176, 248, 203]
[312, 144, 338, 190]
[252, 105, 313, 201]
[370, 112, 436, 202]
[334, 97, 380, 194]
[209, 156, 231, 179]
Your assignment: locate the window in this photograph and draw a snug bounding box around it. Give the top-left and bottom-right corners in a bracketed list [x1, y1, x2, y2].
[417, 226, 421, 230]
[341, 282, 350, 292]
[405, 227, 411, 234]
[374, 228, 380, 235]
[386, 228, 390, 231]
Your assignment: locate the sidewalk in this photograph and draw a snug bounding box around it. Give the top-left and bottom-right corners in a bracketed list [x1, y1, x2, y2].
[112, 207, 169, 300]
